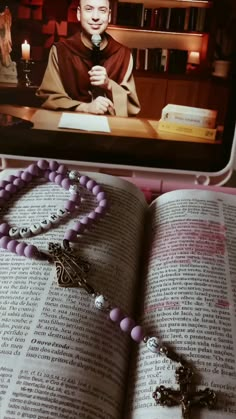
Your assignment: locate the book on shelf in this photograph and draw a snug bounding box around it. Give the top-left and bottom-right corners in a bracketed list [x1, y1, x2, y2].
[196, 7, 207, 32]
[158, 119, 217, 140]
[169, 7, 186, 31]
[184, 7, 191, 31]
[150, 8, 160, 30]
[168, 49, 188, 74]
[160, 48, 169, 72]
[157, 7, 169, 30]
[141, 7, 152, 28]
[116, 2, 143, 27]
[161, 104, 218, 128]
[1, 166, 236, 418]
[188, 7, 198, 31]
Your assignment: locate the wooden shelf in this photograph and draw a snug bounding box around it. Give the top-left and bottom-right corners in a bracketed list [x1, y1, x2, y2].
[118, 0, 212, 8]
[107, 26, 208, 51]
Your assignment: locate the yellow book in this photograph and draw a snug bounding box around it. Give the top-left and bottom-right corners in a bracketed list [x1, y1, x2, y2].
[161, 104, 217, 128]
[158, 120, 217, 141]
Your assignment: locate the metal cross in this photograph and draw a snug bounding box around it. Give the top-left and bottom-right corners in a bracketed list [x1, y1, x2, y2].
[153, 365, 217, 419]
[48, 241, 94, 294]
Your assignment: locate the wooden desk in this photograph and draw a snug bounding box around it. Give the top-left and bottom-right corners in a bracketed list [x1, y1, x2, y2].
[0, 104, 216, 142]
[0, 104, 221, 173]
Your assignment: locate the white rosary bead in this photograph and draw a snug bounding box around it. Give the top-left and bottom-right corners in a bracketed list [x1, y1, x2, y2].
[20, 227, 31, 238]
[94, 295, 110, 311]
[68, 170, 79, 180]
[40, 219, 51, 230]
[9, 227, 20, 238]
[49, 214, 60, 224]
[146, 336, 160, 353]
[69, 184, 79, 194]
[30, 223, 42, 235]
[57, 208, 69, 218]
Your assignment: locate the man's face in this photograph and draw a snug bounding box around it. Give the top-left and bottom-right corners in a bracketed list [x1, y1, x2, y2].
[77, 0, 111, 37]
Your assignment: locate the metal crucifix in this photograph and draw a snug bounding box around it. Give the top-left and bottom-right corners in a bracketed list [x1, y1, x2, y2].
[153, 365, 217, 419]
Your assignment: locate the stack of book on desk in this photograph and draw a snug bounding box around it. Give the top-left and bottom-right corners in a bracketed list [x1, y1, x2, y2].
[158, 104, 218, 140]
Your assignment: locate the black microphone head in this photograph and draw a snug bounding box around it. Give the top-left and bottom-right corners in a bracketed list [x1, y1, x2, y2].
[91, 34, 102, 48]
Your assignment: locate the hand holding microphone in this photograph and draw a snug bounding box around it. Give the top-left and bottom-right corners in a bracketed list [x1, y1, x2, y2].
[89, 34, 114, 114]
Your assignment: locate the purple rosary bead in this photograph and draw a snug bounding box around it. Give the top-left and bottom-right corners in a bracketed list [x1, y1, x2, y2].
[73, 221, 85, 235]
[80, 216, 92, 229]
[55, 174, 64, 186]
[21, 171, 32, 183]
[27, 163, 41, 176]
[0, 236, 11, 249]
[37, 159, 49, 170]
[99, 199, 108, 209]
[79, 175, 89, 186]
[92, 184, 103, 195]
[0, 180, 9, 188]
[120, 317, 136, 333]
[86, 179, 97, 191]
[0, 223, 10, 235]
[88, 211, 100, 221]
[16, 242, 27, 256]
[131, 326, 145, 343]
[64, 200, 76, 212]
[97, 191, 106, 201]
[13, 178, 25, 188]
[57, 164, 67, 174]
[109, 307, 125, 323]
[64, 229, 77, 242]
[95, 206, 107, 217]
[5, 184, 17, 194]
[24, 244, 39, 259]
[7, 175, 17, 182]
[48, 171, 57, 182]
[7, 240, 19, 253]
[0, 190, 10, 200]
[49, 160, 59, 171]
[61, 178, 71, 190]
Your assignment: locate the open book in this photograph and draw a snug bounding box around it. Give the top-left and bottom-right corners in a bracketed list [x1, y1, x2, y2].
[0, 167, 236, 419]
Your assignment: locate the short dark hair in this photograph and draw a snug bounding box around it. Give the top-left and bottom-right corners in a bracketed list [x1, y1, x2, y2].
[74, 0, 111, 7]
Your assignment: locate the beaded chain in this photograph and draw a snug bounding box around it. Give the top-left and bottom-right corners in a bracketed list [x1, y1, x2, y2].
[0, 159, 217, 419]
[0, 159, 108, 260]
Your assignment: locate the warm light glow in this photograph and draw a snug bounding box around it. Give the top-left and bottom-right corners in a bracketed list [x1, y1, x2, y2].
[21, 40, 30, 60]
[188, 51, 200, 65]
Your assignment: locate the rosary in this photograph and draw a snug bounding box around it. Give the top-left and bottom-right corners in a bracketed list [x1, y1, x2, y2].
[0, 159, 217, 418]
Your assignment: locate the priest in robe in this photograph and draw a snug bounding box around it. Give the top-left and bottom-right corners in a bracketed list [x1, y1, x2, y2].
[36, 0, 141, 117]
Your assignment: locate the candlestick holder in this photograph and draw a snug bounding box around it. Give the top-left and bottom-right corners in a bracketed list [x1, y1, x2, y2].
[20, 59, 34, 87]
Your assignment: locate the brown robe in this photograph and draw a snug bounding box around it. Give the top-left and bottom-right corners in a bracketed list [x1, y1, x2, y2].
[37, 32, 140, 117]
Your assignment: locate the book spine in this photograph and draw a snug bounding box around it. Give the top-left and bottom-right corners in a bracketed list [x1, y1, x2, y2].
[161, 111, 216, 128]
[165, 8, 172, 30]
[158, 120, 217, 140]
[160, 48, 169, 72]
[184, 8, 191, 31]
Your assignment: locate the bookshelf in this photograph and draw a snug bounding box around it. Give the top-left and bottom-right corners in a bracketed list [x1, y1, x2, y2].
[117, 0, 212, 7]
[106, 0, 230, 119]
[108, 0, 213, 63]
[107, 27, 208, 52]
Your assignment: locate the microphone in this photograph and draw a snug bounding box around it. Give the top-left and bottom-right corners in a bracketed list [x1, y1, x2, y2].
[91, 34, 102, 66]
[90, 34, 104, 99]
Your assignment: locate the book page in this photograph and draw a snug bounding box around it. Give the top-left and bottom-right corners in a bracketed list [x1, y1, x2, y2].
[58, 113, 111, 132]
[126, 189, 236, 419]
[0, 168, 147, 419]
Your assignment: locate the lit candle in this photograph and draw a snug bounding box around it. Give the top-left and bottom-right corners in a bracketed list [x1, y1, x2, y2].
[21, 40, 30, 61]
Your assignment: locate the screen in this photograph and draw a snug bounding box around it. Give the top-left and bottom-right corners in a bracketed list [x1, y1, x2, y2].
[0, 0, 235, 179]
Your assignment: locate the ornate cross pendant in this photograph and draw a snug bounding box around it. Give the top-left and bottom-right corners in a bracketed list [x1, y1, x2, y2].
[48, 241, 94, 294]
[153, 365, 217, 419]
